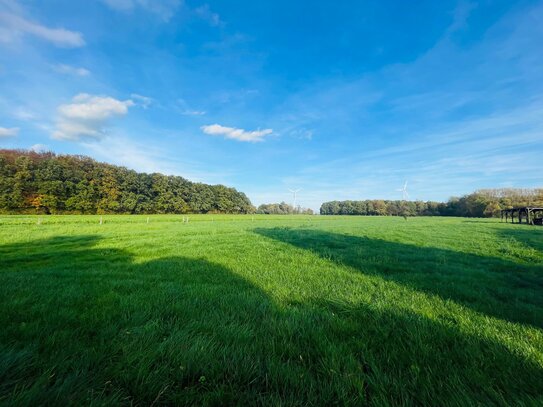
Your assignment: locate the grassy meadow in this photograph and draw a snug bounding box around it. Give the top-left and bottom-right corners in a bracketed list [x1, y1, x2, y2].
[1, 215, 542, 406]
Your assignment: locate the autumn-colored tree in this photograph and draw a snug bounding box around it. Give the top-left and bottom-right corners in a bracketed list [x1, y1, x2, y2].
[0, 149, 255, 214]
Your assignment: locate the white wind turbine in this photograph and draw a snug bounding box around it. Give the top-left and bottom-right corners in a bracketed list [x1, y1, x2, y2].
[397, 181, 409, 201]
[288, 188, 301, 211]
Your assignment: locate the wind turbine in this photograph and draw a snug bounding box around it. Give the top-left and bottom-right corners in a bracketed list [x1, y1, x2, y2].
[397, 181, 409, 201]
[288, 188, 301, 211]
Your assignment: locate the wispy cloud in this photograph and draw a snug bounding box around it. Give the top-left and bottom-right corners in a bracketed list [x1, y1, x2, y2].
[82, 136, 174, 174]
[201, 124, 272, 142]
[182, 110, 206, 116]
[52, 94, 134, 141]
[101, 0, 181, 21]
[130, 93, 153, 109]
[175, 98, 206, 116]
[52, 64, 90, 76]
[194, 4, 222, 27]
[82, 135, 232, 183]
[12, 107, 35, 121]
[288, 128, 313, 140]
[0, 11, 84, 47]
[276, 100, 543, 209]
[0, 126, 19, 137]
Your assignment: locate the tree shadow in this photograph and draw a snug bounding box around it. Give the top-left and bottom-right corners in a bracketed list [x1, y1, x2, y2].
[0, 235, 112, 269]
[1, 236, 542, 405]
[254, 228, 543, 330]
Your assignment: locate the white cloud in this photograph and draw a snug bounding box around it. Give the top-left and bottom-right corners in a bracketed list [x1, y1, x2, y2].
[52, 64, 90, 76]
[52, 94, 134, 141]
[29, 143, 49, 152]
[0, 126, 18, 137]
[201, 124, 273, 142]
[101, 0, 182, 21]
[194, 4, 222, 26]
[0, 12, 85, 47]
[130, 93, 152, 109]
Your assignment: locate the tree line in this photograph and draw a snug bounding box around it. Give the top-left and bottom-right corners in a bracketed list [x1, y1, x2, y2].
[0, 149, 255, 214]
[256, 202, 314, 215]
[320, 188, 543, 217]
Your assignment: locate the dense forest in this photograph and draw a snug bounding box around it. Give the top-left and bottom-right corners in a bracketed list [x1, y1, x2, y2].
[0, 149, 255, 214]
[256, 202, 314, 215]
[320, 188, 543, 217]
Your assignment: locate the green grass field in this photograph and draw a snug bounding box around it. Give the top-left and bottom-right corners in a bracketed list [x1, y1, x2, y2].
[1, 215, 542, 406]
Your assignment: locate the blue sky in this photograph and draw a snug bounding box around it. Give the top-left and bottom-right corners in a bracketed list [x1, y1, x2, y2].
[1, 0, 542, 210]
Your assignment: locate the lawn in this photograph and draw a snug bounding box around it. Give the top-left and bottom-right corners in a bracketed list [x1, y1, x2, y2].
[1, 215, 542, 406]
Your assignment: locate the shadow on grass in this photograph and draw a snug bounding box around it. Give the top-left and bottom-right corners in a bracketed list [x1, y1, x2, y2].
[254, 228, 543, 329]
[1, 236, 542, 405]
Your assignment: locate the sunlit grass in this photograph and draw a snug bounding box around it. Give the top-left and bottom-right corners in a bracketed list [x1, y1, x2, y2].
[1, 215, 542, 405]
